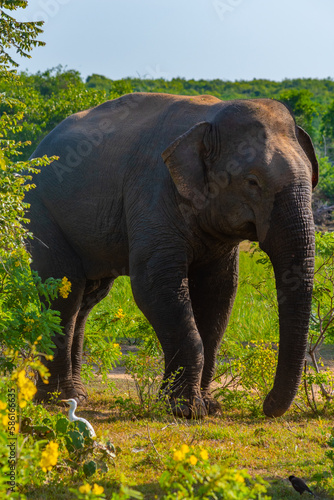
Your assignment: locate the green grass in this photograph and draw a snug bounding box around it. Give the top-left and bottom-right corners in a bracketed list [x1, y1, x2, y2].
[226, 250, 278, 343]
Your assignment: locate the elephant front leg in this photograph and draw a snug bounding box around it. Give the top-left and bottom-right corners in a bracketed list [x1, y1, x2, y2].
[130, 255, 207, 419]
[189, 247, 239, 415]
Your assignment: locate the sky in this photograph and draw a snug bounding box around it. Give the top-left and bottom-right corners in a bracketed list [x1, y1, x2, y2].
[11, 0, 334, 82]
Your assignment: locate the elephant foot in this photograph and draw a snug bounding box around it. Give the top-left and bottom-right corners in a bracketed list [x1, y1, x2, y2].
[35, 379, 79, 403]
[169, 396, 208, 419]
[72, 377, 88, 402]
[202, 395, 222, 416]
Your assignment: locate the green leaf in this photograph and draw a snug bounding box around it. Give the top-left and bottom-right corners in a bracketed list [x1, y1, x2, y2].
[66, 429, 85, 450]
[83, 460, 97, 477]
[55, 416, 70, 434]
[75, 420, 92, 439]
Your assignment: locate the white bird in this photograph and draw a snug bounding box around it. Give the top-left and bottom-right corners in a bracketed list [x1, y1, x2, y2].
[61, 398, 96, 437]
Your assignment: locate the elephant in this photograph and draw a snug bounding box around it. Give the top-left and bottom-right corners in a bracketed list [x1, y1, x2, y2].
[25, 92, 318, 418]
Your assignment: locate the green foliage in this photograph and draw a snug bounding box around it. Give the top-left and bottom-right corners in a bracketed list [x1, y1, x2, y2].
[321, 99, 334, 142]
[0, 1, 45, 70]
[311, 232, 334, 345]
[225, 246, 278, 345]
[317, 156, 334, 202]
[120, 349, 166, 418]
[0, 3, 71, 370]
[18, 396, 115, 487]
[0, 248, 64, 361]
[0, 66, 128, 159]
[70, 482, 143, 499]
[327, 427, 334, 477]
[3, 66, 334, 164]
[84, 281, 161, 383]
[82, 334, 122, 383]
[0, 105, 53, 249]
[215, 340, 278, 417]
[278, 88, 318, 138]
[0, 343, 53, 498]
[160, 445, 270, 499]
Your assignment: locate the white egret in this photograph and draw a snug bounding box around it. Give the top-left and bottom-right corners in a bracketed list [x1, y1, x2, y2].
[61, 399, 96, 437]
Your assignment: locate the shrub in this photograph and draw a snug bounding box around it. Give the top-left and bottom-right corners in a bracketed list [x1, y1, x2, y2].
[160, 444, 270, 499]
[317, 156, 334, 202]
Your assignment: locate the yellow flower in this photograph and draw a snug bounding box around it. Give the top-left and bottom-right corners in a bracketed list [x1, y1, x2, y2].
[15, 261, 20, 267]
[58, 276, 72, 299]
[200, 449, 209, 460]
[114, 308, 125, 319]
[2, 415, 9, 427]
[0, 401, 7, 411]
[113, 343, 120, 349]
[189, 455, 197, 465]
[39, 441, 59, 472]
[34, 335, 43, 345]
[234, 472, 245, 483]
[79, 483, 91, 493]
[173, 450, 184, 461]
[15, 369, 37, 408]
[181, 444, 190, 454]
[92, 483, 104, 495]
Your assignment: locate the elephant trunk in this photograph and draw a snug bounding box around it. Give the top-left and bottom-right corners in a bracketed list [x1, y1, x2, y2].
[259, 184, 315, 418]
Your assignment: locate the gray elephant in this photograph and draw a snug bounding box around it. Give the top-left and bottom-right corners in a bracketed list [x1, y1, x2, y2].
[25, 93, 318, 418]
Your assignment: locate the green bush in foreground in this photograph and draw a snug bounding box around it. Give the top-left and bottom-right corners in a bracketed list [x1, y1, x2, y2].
[160, 444, 269, 499]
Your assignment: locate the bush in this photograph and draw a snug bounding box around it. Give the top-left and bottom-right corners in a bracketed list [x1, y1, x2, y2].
[214, 340, 277, 417]
[317, 156, 334, 202]
[160, 444, 270, 499]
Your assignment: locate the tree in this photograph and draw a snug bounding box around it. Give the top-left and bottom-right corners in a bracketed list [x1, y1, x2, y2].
[278, 89, 318, 140]
[0, 1, 62, 357]
[0, 0, 45, 69]
[0, 0, 46, 249]
[321, 99, 334, 154]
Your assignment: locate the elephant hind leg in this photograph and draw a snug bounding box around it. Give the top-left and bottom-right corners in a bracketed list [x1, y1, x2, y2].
[29, 214, 88, 402]
[35, 276, 86, 402]
[71, 278, 114, 400]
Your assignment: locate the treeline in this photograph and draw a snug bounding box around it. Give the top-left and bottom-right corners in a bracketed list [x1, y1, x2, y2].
[1, 66, 334, 199]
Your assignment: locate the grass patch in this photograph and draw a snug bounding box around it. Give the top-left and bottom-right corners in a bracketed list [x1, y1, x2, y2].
[22, 380, 334, 499]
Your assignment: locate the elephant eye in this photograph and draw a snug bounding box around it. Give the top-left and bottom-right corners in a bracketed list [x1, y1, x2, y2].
[246, 175, 260, 188]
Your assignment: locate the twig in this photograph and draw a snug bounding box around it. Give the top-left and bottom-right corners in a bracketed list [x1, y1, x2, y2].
[309, 350, 333, 401]
[161, 423, 177, 431]
[146, 422, 163, 461]
[303, 360, 317, 415]
[283, 421, 298, 435]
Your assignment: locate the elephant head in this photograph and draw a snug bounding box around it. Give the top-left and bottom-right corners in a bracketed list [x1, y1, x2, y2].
[162, 99, 318, 417]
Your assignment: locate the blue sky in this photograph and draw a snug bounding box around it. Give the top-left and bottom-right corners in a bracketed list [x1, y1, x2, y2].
[12, 0, 334, 82]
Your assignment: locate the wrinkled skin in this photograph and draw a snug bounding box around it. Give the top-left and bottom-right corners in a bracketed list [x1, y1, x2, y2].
[25, 93, 318, 418]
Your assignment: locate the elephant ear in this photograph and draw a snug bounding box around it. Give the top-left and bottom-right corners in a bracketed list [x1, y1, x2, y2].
[161, 122, 211, 202]
[296, 126, 318, 189]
